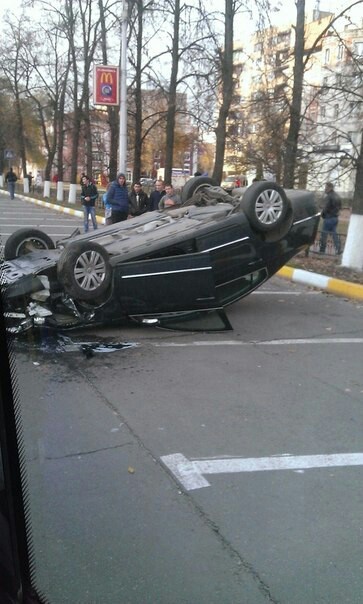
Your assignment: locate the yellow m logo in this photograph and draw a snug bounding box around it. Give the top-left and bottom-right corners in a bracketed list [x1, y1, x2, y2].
[100, 72, 113, 84]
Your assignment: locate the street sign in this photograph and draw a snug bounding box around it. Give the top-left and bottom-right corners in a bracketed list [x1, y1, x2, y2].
[4, 149, 15, 160]
[93, 65, 119, 106]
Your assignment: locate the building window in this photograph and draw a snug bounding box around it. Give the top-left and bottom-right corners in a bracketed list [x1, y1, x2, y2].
[324, 48, 330, 64]
[337, 44, 344, 60]
[321, 106, 326, 117]
[354, 41, 363, 57]
[334, 104, 339, 118]
[92, 132, 102, 144]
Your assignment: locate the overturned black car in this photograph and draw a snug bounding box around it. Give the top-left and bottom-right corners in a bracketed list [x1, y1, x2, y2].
[1, 178, 320, 333]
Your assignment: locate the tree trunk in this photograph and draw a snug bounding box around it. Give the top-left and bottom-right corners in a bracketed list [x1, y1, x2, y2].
[283, 0, 305, 188]
[132, 0, 143, 182]
[164, 0, 180, 185]
[14, 90, 27, 179]
[341, 131, 363, 270]
[57, 70, 69, 183]
[212, 0, 234, 185]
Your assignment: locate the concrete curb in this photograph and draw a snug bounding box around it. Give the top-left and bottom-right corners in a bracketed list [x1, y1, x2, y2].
[277, 266, 363, 301]
[18, 193, 105, 225]
[15, 193, 363, 302]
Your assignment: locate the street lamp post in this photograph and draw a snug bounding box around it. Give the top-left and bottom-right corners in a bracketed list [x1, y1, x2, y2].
[119, 0, 128, 174]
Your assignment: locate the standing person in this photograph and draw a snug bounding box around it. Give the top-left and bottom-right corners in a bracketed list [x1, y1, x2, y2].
[5, 167, 18, 199]
[106, 173, 129, 224]
[319, 182, 342, 255]
[158, 184, 181, 210]
[35, 171, 43, 194]
[149, 179, 165, 211]
[27, 172, 33, 192]
[128, 181, 149, 217]
[102, 182, 113, 226]
[80, 174, 98, 233]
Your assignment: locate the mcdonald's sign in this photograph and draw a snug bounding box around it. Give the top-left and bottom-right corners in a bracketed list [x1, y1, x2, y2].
[93, 65, 119, 106]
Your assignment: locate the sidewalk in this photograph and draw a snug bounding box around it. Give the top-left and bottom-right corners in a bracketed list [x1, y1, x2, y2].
[277, 265, 363, 301]
[19, 190, 106, 225]
[17, 192, 363, 302]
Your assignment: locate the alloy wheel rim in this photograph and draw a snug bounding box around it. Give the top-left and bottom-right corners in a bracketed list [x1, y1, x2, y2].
[255, 189, 283, 224]
[73, 250, 106, 291]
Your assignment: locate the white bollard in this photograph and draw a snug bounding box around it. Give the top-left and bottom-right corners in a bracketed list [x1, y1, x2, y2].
[44, 180, 51, 198]
[56, 181, 64, 202]
[68, 183, 77, 204]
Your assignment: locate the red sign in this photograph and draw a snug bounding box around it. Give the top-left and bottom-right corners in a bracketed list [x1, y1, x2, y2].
[93, 65, 119, 106]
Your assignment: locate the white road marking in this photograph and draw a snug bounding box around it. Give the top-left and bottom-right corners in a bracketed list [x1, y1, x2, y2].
[252, 290, 320, 295]
[154, 338, 363, 347]
[161, 452, 363, 490]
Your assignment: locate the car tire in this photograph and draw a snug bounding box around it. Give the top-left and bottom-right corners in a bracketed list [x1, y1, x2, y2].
[261, 206, 294, 242]
[57, 241, 112, 301]
[4, 228, 55, 260]
[181, 176, 218, 204]
[242, 182, 292, 233]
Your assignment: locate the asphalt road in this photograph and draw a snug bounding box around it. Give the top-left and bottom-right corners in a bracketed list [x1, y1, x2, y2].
[2, 192, 363, 603]
[0, 194, 84, 250]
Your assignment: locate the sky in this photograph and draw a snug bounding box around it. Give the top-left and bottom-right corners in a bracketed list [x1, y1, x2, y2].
[1, 0, 361, 21]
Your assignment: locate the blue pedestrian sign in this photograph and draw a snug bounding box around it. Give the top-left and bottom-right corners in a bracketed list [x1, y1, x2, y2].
[4, 149, 15, 159]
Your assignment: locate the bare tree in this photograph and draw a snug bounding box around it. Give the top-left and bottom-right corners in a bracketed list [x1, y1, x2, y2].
[0, 15, 35, 179]
[212, 0, 236, 184]
[23, 21, 72, 183]
[163, 0, 181, 184]
[282, 0, 305, 188]
[98, 0, 119, 181]
[127, 0, 159, 181]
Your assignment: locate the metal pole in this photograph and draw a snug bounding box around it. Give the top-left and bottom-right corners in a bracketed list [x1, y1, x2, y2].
[119, 0, 128, 174]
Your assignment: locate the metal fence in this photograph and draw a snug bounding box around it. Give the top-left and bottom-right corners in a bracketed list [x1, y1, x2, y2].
[305, 231, 346, 257]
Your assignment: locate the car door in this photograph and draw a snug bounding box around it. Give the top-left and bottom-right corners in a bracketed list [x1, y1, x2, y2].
[196, 224, 267, 305]
[114, 252, 219, 315]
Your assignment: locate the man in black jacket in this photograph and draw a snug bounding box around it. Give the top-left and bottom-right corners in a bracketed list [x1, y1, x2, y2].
[319, 182, 342, 255]
[128, 182, 149, 217]
[5, 168, 18, 200]
[80, 175, 98, 232]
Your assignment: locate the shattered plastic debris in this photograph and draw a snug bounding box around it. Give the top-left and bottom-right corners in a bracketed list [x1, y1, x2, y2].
[16, 333, 138, 355]
[77, 341, 138, 355]
[30, 275, 50, 301]
[27, 302, 53, 317]
[59, 336, 138, 355]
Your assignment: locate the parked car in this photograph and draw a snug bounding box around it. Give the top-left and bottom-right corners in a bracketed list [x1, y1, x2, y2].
[1, 178, 319, 333]
[140, 177, 154, 186]
[220, 175, 248, 192]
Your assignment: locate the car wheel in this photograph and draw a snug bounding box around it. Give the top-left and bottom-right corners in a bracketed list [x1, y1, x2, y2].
[57, 241, 112, 301]
[4, 228, 55, 260]
[262, 206, 294, 242]
[242, 182, 292, 233]
[181, 176, 218, 204]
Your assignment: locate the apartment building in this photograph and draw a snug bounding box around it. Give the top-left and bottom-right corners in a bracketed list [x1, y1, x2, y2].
[302, 15, 363, 198]
[225, 9, 363, 199]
